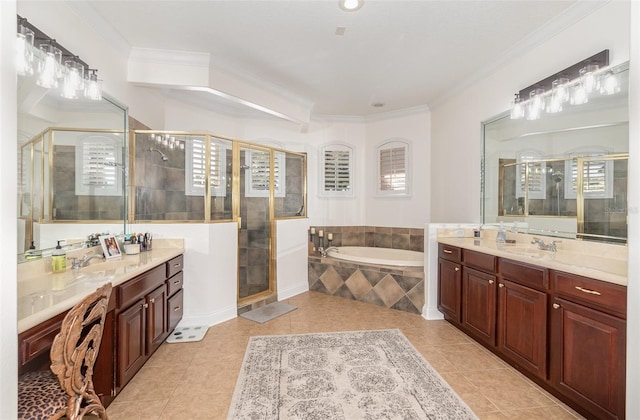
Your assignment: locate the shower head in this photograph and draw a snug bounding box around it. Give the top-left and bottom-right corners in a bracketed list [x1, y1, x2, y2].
[552, 171, 563, 183]
[149, 147, 168, 162]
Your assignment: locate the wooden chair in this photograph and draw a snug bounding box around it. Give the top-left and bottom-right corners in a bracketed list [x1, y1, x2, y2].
[18, 282, 113, 420]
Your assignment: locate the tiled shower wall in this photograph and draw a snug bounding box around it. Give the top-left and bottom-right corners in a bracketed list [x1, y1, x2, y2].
[308, 226, 425, 314]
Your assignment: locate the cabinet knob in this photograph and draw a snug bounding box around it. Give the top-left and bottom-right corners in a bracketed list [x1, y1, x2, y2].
[488, 279, 494, 284]
[142, 303, 149, 309]
[174, 280, 181, 285]
[454, 267, 460, 272]
[553, 303, 561, 309]
[174, 263, 181, 268]
[174, 306, 181, 312]
[149, 298, 155, 304]
[498, 283, 504, 288]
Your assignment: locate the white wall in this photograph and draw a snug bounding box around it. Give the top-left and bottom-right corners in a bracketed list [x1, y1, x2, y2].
[1, 1, 18, 417]
[365, 107, 430, 227]
[430, 1, 630, 223]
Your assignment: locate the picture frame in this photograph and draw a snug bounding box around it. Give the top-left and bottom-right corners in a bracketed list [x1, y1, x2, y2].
[99, 234, 122, 259]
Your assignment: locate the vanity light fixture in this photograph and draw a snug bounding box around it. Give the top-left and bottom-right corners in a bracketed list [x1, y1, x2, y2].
[339, 0, 364, 12]
[17, 15, 103, 101]
[510, 50, 620, 121]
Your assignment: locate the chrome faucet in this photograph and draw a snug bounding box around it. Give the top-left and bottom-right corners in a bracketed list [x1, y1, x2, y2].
[321, 246, 339, 258]
[70, 253, 105, 269]
[531, 238, 561, 252]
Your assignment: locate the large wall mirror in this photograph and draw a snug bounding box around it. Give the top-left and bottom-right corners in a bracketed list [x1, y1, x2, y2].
[482, 61, 628, 244]
[18, 69, 128, 260]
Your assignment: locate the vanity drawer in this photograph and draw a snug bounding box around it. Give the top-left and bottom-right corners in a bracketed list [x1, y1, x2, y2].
[166, 271, 183, 297]
[167, 289, 184, 332]
[499, 258, 549, 290]
[463, 249, 496, 273]
[117, 265, 166, 309]
[166, 255, 184, 278]
[439, 244, 461, 262]
[18, 310, 66, 369]
[552, 271, 626, 318]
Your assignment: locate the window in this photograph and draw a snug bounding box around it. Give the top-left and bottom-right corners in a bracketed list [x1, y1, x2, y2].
[185, 136, 228, 197]
[515, 151, 546, 200]
[320, 144, 353, 196]
[564, 149, 613, 199]
[75, 135, 122, 196]
[245, 149, 285, 198]
[377, 140, 410, 196]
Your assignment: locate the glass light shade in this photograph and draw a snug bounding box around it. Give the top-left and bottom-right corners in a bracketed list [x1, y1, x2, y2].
[510, 94, 524, 119]
[84, 71, 102, 101]
[61, 60, 85, 99]
[37, 44, 62, 88]
[526, 100, 541, 120]
[16, 25, 34, 76]
[579, 64, 600, 93]
[570, 83, 588, 105]
[599, 71, 620, 95]
[546, 95, 563, 113]
[551, 77, 570, 103]
[529, 87, 546, 111]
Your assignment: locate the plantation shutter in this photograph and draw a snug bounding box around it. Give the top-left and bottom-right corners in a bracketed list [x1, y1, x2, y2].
[566, 153, 612, 199]
[515, 152, 545, 200]
[323, 149, 352, 193]
[185, 137, 227, 196]
[245, 150, 285, 197]
[379, 146, 406, 192]
[76, 136, 121, 196]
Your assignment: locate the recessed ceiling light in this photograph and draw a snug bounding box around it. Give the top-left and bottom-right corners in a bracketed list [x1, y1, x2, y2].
[335, 27, 347, 36]
[339, 0, 364, 12]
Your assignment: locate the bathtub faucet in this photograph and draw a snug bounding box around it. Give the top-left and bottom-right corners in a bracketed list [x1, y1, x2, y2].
[321, 246, 339, 258]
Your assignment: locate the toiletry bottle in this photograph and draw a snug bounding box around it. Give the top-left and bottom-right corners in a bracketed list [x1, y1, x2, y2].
[25, 241, 42, 260]
[496, 222, 507, 244]
[51, 240, 67, 273]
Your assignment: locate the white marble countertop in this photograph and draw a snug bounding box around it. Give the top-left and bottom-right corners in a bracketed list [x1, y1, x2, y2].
[18, 239, 184, 334]
[438, 233, 627, 287]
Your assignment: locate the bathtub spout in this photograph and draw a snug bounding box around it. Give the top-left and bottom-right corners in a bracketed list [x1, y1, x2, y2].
[321, 246, 339, 258]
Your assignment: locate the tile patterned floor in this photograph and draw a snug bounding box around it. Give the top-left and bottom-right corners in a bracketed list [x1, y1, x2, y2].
[106, 291, 585, 419]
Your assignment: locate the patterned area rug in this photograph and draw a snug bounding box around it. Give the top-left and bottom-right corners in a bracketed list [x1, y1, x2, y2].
[228, 329, 478, 419]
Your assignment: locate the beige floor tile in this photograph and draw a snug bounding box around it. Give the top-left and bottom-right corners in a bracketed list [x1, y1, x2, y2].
[107, 291, 586, 419]
[106, 399, 168, 420]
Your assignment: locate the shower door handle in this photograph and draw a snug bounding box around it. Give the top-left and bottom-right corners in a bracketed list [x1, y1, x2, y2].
[237, 216, 242, 230]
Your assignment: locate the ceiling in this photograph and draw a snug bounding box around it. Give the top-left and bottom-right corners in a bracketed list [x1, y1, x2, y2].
[74, 0, 606, 119]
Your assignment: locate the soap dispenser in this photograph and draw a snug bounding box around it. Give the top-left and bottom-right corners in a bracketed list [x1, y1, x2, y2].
[51, 240, 67, 273]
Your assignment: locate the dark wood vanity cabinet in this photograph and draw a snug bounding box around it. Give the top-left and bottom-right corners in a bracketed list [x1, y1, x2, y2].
[461, 250, 497, 346]
[116, 255, 184, 391]
[437, 244, 462, 324]
[497, 259, 548, 380]
[550, 271, 626, 420]
[437, 243, 627, 420]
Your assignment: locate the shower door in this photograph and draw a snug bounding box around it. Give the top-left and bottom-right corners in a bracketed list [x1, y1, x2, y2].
[237, 145, 274, 303]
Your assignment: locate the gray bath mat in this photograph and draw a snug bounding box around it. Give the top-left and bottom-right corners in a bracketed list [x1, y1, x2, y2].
[240, 302, 297, 323]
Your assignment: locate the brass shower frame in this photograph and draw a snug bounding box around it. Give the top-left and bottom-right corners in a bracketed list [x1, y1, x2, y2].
[499, 153, 628, 238]
[130, 130, 308, 306]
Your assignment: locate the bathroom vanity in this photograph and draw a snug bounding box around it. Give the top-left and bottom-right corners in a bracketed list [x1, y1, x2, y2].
[17, 240, 185, 406]
[438, 234, 626, 420]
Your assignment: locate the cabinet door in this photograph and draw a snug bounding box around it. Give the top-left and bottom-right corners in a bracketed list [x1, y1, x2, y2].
[117, 299, 146, 388]
[497, 279, 547, 379]
[551, 298, 625, 420]
[438, 258, 461, 324]
[462, 267, 496, 346]
[146, 285, 168, 356]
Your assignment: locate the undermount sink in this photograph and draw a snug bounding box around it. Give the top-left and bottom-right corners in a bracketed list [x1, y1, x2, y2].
[499, 246, 548, 259]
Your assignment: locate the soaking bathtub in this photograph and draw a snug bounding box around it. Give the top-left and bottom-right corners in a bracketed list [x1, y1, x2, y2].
[326, 246, 424, 267]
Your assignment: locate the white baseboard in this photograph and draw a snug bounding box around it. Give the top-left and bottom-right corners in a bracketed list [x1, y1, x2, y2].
[423, 307, 445, 320]
[180, 305, 238, 327]
[278, 281, 309, 300]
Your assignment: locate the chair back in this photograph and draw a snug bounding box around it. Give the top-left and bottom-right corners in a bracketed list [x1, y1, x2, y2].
[50, 282, 112, 419]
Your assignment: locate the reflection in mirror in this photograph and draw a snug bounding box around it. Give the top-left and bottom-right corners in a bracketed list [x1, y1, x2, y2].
[483, 62, 628, 244]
